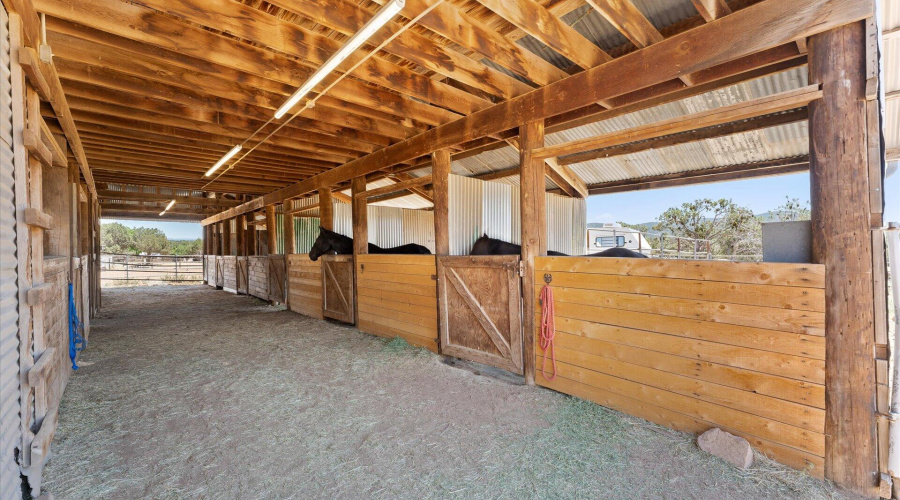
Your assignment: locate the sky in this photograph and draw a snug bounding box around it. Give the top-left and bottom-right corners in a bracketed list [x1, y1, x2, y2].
[101, 171, 900, 240]
[586, 171, 900, 225]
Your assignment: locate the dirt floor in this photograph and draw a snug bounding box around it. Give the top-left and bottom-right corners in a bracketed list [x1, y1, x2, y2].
[43, 285, 863, 500]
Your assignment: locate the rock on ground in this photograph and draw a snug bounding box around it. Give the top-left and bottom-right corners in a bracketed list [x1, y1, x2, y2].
[698, 428, 754, 469]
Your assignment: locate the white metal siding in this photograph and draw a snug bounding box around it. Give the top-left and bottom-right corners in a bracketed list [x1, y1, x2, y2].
[0, 5, 21, 499]
[448, 174, 587, 255]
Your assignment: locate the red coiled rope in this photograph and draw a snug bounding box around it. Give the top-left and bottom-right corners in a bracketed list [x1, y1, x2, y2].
[539, 284, 557, 381]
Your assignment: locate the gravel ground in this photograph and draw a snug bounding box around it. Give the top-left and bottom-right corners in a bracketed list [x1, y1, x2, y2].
[42, 285, 863, 500]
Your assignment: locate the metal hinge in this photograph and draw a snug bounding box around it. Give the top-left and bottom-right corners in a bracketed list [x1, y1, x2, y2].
[517, 260, 525, 277]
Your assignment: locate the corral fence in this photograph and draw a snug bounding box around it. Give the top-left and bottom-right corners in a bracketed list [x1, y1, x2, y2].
[100, 253, 204, 286]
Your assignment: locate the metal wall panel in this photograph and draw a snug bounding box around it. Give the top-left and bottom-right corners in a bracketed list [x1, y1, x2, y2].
[401, 209, 435, 252]
[448, 174, 586, 255]
[0, 6, 21, 499]
[449, 174, 483, 255]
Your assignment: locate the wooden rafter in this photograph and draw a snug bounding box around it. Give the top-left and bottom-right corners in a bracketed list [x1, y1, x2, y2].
[204, 0, 868, 225]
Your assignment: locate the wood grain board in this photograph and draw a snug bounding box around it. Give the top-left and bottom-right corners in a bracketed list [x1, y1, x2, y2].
[356, 254, 438, 353]
[248, 256, 268, 300]
[287, 254, 323, 319]
[534, 256, 827, 477]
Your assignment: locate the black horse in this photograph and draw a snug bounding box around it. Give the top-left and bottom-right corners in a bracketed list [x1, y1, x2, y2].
[469, 234, 647, 258]
[308, 227, 431, 261]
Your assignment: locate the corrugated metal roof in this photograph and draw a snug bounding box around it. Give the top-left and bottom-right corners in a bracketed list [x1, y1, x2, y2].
[446, 67, 810, 188]
[336, 177, 432, 210]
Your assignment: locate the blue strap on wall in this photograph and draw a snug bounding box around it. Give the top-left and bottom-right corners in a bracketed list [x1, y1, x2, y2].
[68, 282, 86, 369]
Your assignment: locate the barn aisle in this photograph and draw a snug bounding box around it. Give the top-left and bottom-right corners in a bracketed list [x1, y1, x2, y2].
[42, 286, 858, 500]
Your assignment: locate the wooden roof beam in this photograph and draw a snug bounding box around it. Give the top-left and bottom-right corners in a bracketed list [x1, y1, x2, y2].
[34, 0, 490, 115]
[583, 156, 809, 195]
[96, 190, 241, 208]
[265, 0, 534, 100]
[691, 0, 733, 22]
[203, 0, 869, 225]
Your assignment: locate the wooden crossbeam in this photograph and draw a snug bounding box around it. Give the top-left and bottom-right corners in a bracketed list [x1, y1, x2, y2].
[96, 190, 241, 208]
[505, 137, 588, 198]
[23, 207, 52, 229]
[583, 156, 809, 195]
[690, 0, 732, 22]
[204, 0, 869, 225]
[358, 176, 433, 200]
[533, 85, 822, 160]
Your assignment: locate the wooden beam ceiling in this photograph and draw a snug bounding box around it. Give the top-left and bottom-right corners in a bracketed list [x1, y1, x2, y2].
[22, 0, 866, 225]
[204, 0, 869, 224]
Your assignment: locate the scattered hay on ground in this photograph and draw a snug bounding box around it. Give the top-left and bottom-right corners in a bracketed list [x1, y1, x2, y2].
[43, 286, 864, 500]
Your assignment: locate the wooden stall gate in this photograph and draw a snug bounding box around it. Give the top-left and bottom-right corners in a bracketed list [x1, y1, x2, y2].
[268, 255, 286, 304]
[236, 256, 249, 294]
[533, 257, 826, 475]
[321, 254, 355, 324]
[222, 256, 237, 293]
[214, 256, 224, 288]
[287, 254, 323, 319]
[356, 255, 439, 352]
[248, 256, 268, 300]
[205, 255, 217, 286]
[437, 256, 523, 374]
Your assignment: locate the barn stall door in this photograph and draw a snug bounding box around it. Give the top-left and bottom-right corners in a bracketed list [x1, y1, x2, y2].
[437, 256, 523, 374]
[215, 256, 224, 288]
[321, 254, 355, 324]
[268, 255, 286, 303]
[236, 257, 248, 294]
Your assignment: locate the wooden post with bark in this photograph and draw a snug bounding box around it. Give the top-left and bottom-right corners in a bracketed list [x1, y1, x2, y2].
[235, 215, 245, 257]
[519, 120, 545, 386]
[319, 188, 333, 232]
[351, 177, 368, 256]
[222, 218, 231, 256]
[808, 21, 878, 496]
[432, 150, 451, 257]
[283, 206, 295, 255]
[265, 205, 277, 256]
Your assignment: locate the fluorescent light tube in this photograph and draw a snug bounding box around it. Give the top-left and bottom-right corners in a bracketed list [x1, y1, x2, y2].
[273, 0, 404, 119]
[160, 199, 177, 216]
[205, 144, 243, 177]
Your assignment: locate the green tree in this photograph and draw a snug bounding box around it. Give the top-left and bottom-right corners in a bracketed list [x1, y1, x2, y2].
[132, 227, 170, 254]
[654, 198, 760, 256]
[101, 222, 135, 254]
[169, 238, 202, 255]
[771, 196, 811, 221]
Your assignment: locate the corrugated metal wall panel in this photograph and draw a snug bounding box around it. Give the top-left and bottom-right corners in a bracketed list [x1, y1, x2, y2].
[367, 205, 403, 248]
[401, 210, 435, 252]
[0, 5, 21, 499]
[448, 175, 585, 255]
[294, 217, 320, 254]
[482, 181, 513, 243]
[449, 174, 483, 255]
[332, 201, 352, 237]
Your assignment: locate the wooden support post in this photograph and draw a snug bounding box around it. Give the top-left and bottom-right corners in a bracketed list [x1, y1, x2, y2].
[808, 21, 878, 496]
[432, 150, 451, 257]
[283, 207, 295, 255]
[318, 188, 333, 231]
[222, 218, 231, 256]
[236, 215, 245, 257]
[249, 216, 258, 256]
[519, 120, 545, 386]
[351, 177, 368, 256]
[265, 205, 277, 256]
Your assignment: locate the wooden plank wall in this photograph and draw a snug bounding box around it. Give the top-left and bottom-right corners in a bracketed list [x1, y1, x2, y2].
[248, 256, 268, 300]
[204, 255, 216, 286]
[533, 257, 827, 476]
[356, 255, 438, 352]
[287, 254, 323, 319]
[41, 257, 70, 416]
[222, 256, 237, 293]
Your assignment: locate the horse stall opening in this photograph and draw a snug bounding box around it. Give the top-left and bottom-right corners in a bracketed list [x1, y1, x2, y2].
[435, 174, 586, 372]
[532, 256, 826, 475]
